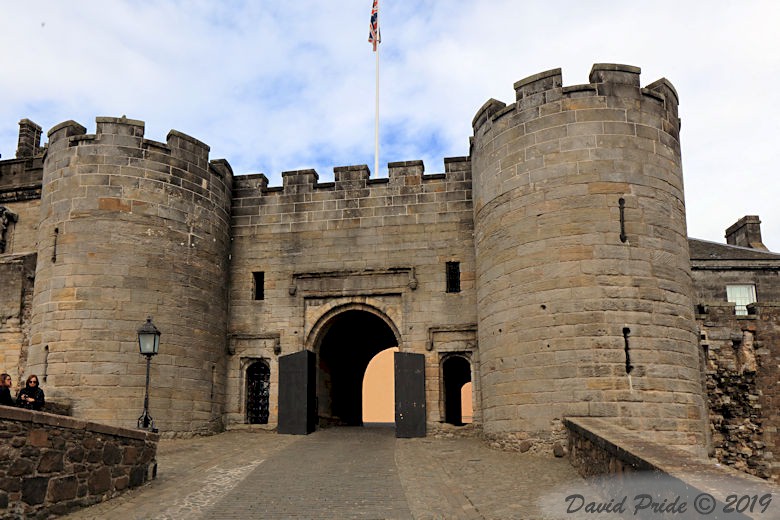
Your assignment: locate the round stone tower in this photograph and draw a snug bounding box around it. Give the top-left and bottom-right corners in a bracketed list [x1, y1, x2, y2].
[471, 64, 708, 450]
[28, 116, 232, 434]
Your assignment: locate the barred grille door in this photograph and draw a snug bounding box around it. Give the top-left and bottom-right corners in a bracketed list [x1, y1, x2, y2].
[246, 361, 270, 424]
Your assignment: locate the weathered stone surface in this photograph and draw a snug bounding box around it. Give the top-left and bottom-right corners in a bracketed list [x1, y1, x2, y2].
[102, 443, 122, 465]
[47, 475, 77, 502]
[552, 442, 565, 457]
[37, 450, 64, 473]
[0, 407, 157, 518]
[691, 241, 780, 482]
[21, 476, 48, 505]
[87, 467, 111, 495]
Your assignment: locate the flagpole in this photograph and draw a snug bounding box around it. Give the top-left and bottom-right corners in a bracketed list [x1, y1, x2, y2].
[369, 0, 380, 178]
[374, 43, 379, 178]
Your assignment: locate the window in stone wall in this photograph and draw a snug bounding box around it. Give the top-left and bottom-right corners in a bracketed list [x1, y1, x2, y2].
[446, 262, 461, 293]
[253, 271, 265, 300]
[726, 284, 756, 315]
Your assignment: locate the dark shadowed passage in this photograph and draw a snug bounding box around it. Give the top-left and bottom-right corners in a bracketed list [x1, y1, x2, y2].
[315, 310, 397, 426]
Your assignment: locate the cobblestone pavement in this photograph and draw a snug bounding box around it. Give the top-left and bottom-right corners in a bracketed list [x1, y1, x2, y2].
[62, 426, 583, 520]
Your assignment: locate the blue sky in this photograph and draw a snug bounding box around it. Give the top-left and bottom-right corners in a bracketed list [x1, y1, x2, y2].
[1, 1, 779, 249]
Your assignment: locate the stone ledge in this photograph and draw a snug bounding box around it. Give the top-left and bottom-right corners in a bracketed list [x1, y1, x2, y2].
[0, 405, 158, 441]
[565, 417, 777, 518]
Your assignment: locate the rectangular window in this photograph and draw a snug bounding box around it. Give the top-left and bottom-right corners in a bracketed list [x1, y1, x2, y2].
[726, 284, 756, 316]
[253, 271, 265, 300]
[446, 262, 461, 293]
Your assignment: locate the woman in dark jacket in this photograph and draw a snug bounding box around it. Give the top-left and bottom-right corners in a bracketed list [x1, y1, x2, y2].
[17, 374, 45, 410]
[0, 373, 14, 406]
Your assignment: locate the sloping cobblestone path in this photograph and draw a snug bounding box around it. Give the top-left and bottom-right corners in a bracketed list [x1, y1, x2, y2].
[201, 426, 411, 519]
[63, 426, 583, 520]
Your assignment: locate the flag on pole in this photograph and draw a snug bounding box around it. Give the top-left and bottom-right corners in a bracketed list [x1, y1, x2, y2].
[368, 0, 381, 51]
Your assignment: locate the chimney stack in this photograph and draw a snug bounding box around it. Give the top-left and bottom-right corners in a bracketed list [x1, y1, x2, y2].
[16, 119, 42, 158]
[725, 215, 768, 250]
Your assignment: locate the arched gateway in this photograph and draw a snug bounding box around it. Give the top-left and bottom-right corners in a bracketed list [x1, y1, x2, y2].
[312, 308, 398, 426]
[277, 304, 425, 437]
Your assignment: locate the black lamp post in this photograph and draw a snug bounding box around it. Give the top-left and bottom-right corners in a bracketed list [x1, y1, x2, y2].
[137, 316, 161, 431]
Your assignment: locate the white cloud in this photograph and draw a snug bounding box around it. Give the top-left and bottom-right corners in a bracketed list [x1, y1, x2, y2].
[1, 0, 779, 249]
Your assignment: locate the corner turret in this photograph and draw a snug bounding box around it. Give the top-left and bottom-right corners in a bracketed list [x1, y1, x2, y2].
[470, 64, 708, 454]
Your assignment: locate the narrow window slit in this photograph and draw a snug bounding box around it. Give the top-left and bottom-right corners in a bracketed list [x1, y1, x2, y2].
[623, 327, 633, 374]
[253, 271, 265, 300]
[618, 198, 627, 243]
[52, 227, 59, 263]
[446, 262, 461, 293]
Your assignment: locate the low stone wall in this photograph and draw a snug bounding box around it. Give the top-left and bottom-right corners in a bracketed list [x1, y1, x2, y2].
[565, 417, 777, 519]
[0, 405, 158, 519]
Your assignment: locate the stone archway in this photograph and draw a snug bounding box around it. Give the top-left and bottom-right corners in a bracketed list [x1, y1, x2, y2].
[309, 306, 400, 426]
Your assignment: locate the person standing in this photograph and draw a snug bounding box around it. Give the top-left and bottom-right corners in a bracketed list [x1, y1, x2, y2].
[0, 373, 14, 406]
[17, 375, 45, 410]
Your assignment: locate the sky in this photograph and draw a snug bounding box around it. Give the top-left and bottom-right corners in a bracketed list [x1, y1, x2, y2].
[1, 1, 778, 250]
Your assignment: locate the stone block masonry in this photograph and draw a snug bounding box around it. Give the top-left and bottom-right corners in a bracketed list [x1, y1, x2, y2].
[0, 405, 158, 519]
[697, 303, 780, 481]
[471, 64, 708, 451]
[228, 158, 478, 428]
[27, 116, 233, 434]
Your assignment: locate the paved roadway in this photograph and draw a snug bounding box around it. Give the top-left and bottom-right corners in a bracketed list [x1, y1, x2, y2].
[62, 426, 583, 519]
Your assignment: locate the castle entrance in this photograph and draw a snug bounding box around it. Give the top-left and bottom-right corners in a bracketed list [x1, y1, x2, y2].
[315, 309, 398, 426]
[277, 304, 425, 437]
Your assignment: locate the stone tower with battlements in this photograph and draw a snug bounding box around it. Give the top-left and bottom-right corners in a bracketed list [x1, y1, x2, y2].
[470, 64, 708, 450]
[27, 117, 233, 433]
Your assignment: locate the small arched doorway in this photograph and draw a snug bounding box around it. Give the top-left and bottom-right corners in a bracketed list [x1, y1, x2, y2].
[314, 308, 399, 426]
[246, 360, 270, 424]
[442, 355, 471, 426]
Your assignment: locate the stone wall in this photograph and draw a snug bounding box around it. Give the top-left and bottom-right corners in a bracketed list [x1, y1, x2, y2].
[697, 303, 780, 481]
[0, 254, 36, 381]
[565, 417, 776, 520]
[228, 159, 478, 428]
[0, 153, 42, 256]
[691, 240, 780, 481]
[0, 406, 157, 519]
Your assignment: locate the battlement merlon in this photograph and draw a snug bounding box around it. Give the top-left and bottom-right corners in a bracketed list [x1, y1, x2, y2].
[472, 63, 681, 134]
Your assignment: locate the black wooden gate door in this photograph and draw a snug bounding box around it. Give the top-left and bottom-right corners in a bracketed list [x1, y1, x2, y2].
[246, 361, 270, 424]
[277, 350, 316, 435]
[394, 352, 426, 438]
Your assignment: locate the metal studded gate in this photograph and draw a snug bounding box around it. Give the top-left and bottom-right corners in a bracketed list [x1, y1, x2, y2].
[394, 352, 426, 438]
[278, 350, 317, 435]
[246, 361, 270, 424]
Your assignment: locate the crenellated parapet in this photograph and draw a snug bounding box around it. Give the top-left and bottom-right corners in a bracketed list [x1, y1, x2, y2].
[473, 64, 679, 140]
[46, 117, 228, 198]
[232, 157, 472, 233]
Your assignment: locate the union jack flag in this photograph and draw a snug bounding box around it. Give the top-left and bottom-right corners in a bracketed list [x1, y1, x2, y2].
[368, 0, 380, 51]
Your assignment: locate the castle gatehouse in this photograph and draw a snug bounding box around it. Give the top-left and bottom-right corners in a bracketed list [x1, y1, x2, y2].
[2, 64, 779, 480]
